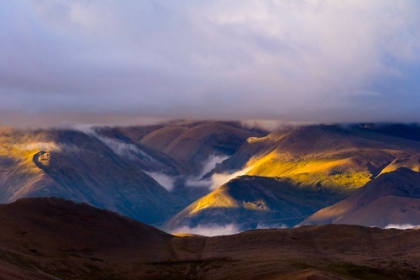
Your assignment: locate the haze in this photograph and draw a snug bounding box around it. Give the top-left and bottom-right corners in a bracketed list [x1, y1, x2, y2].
[1, 0, 420, 126]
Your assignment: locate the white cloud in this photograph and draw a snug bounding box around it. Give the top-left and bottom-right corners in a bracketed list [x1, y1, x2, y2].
[384, 223, 420, 230]
[185, 154, 251, 190]
[199, 154, 229, 178]
[185, 154, 229, 187]
[170, 224, 240, 237]
[145, 171, 175, 192]
[186, 166, 252, 190]
[67, 125, 154, 160]
[209, 167, 253, 190]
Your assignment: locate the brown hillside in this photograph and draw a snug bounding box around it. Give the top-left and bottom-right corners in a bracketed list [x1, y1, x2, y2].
[0, 198, 419, 279]
[140, 121, 265, 169]
[302, 168, 420, 226]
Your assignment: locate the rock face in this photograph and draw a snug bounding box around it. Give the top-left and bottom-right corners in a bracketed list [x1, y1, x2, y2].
[302, 168, 420, 227]
[0, 197, 419, 280]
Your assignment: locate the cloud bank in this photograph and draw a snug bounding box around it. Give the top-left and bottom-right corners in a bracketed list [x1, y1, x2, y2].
[1, 1, 420, 124]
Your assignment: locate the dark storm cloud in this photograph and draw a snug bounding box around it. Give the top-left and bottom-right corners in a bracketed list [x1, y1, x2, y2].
[1, 0, 420, 125]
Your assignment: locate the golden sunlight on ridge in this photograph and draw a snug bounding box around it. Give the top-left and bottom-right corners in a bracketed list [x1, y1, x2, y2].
[189, 187, 240, 214]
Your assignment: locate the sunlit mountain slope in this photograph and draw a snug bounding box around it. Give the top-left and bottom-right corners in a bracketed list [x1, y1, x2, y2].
[164, 175, 347, 231]
[213, 124, 420, 192]
[302, 168, 420, 227]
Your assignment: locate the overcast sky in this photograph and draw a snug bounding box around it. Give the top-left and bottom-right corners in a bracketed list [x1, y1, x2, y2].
[1, 0, 420, 126]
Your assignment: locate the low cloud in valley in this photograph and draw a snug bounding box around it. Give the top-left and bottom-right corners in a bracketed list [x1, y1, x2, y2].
[170, 224, 240, 237]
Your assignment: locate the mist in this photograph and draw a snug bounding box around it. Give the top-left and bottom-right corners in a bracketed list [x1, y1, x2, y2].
[384, 223, 420, 230]
[185, 154, 251, 190]
[14, 141, 78, 153]
[256, 223, 288, 230]
[1, 1, 420, 125]
[68, 125, 154, 160]
[209, 167, 253, 190]
[15, 142, 62, 152]
[185, 154, 229, 188]
[145, 172, 176, 192]
[199, 155, 230, 178]
[170, 224, 240, 237]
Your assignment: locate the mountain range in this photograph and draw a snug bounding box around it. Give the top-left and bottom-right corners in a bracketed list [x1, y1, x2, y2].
[1, 121, 420, 230]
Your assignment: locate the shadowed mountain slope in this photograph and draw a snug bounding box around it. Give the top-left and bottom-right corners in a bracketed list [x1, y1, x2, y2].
[302, 168, 420, 226]
[0, 197, 175, 279]
[0, 197, 173, 256]
[164, 176, 350, 231]
[0, 127, 184, 225]
[0, 198, 419, 279]
[139, 121, 266, 170]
